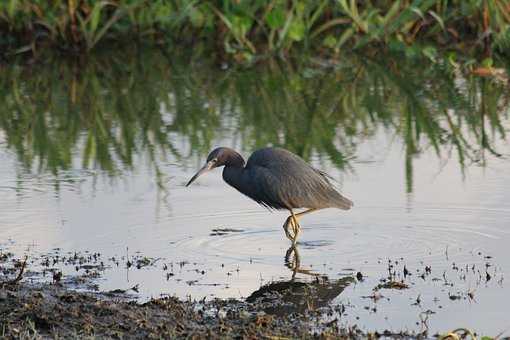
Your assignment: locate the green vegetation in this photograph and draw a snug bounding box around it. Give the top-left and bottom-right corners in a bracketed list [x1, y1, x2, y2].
[1, 1, 510, 60]
[0, 48, 507, 193]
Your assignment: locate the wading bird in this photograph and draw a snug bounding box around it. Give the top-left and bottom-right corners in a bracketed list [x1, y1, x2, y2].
[186, 147, 353, 244]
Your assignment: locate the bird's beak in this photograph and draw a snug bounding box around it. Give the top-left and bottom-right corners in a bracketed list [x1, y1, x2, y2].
[186, 160, 215, 187]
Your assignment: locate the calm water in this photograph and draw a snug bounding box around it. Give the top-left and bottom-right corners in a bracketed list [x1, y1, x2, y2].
[0, 51, 509, 335]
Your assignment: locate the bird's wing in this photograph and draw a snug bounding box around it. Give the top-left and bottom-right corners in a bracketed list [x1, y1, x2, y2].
[247, 148, 352, 210]
[247, 162, 332, 210]
[313, 168, 336, 184]
[245, 165, 290, 210]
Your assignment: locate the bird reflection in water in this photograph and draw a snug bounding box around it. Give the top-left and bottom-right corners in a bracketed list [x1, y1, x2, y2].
[246, 245, 354, 316]
[285, 245, 321, 279]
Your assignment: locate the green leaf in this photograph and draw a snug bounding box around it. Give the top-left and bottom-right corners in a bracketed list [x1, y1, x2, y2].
[482, 57, 493, 67]
[323, 35, 337, 48]
[381, 0, 401, 25]
[387, 38, 406, 52]
[189, 7, 205, 27]
[336, 27, 354, 48]
[447, 52, 458, 68]
[231, 15, 252, 37]
[90, 7, 125, 50]
[266, 7, 285, 30]
[404, 45, 419, 58]
[90, 3, 105, 34]
[288, 19, 305, 41]
[409, 6, 424, 20]
[7, 0, 19, 18]
[295, 1, 305, 16]
[422, 46, 437, 61]
[428, 10, 444, 31]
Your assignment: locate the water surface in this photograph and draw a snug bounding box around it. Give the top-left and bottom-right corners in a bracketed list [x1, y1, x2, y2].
[0, 51, 509, 335]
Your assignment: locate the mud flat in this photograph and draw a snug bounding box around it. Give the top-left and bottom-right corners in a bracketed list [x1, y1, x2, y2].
[2, 245, 505, 340]
[0, 254, 433, 339]
[0, 281, 434, 339]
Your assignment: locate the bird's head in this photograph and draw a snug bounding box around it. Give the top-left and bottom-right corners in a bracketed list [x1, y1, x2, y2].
[186, 147, 244, 187]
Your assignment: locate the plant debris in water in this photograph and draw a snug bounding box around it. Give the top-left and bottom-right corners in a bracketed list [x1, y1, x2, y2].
[374, 280, 409, 291]
[210, 228, 245, 236]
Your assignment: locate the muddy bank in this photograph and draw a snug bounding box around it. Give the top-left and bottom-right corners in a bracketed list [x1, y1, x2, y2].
[1, 279, 431, 340]
[1, 246, 502, 339]
[0, 250, 431, 340]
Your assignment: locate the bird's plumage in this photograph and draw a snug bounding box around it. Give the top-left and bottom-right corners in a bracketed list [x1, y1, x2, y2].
[186, 146, 353, 244]
[221, 147, 353, 211]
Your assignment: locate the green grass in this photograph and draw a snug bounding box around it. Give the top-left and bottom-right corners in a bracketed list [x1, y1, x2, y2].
[1, 1, 510, 60]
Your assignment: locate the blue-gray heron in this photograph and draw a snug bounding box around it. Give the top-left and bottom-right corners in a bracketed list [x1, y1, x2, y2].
[186, 147, 353, 244]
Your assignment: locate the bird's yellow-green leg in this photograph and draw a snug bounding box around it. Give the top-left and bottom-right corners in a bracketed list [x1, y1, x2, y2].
[296, 208, 318, 218]
[290, 210, 301, 245]
[284, 208, 320, 244]
[283, 215, 295, 241]
[291, 208, 319, 244]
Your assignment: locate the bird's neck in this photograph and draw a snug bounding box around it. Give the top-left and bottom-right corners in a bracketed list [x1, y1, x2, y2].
[224, 150, 245, 168]
[221, 150, 246, 192]
[222, 164, 246, 193]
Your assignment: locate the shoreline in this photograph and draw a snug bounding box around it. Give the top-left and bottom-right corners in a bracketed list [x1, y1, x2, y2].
[0, 250, 476, 339]
[1, 277, 431, 339]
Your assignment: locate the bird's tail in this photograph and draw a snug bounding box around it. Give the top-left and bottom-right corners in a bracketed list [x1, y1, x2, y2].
[335, 194, 353, 210]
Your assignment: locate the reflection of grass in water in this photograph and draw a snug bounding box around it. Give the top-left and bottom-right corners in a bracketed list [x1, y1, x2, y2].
[0, 49, 508, 196]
